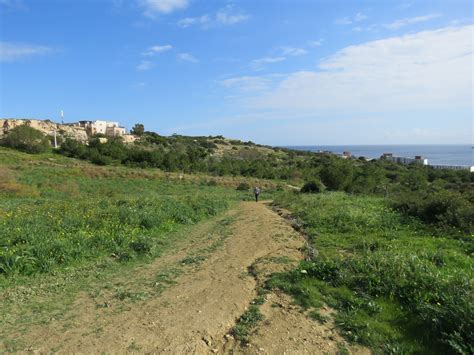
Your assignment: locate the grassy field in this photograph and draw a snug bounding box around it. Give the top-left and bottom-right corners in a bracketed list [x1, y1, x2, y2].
[269, 192, 473, 354]
[1, 145, 472, 353]
[0, 147, 266, 285]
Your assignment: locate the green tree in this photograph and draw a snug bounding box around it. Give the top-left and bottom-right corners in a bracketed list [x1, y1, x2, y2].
[131, 123, 145, 136]
[320, 159, 354, 191]
[1, 125, 50, 154]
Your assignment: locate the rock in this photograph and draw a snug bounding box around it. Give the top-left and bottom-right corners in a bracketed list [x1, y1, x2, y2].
[202, 335, 212, 346]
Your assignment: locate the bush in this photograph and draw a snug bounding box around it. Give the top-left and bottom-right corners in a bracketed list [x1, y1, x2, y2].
[392, 190, 473, 233]
[236, 182, 250, 191]
[320, 159, 354, 191]
[1, 125, 50, 154]
[59, 138, 87, 158]
[301, 180, 323, 194]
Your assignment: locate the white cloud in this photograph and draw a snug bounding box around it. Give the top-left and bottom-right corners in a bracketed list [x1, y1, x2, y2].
[216, 5, 249, 25]
[142, 44, 172, 56]
[335, 17, 352, 25]
[177, 52, 198, 63]
[178, 15, 210, 28]
[383, 13, 441, 30]
[250, 57, 286, 71]
[234, 26, 473, 114]
[309, 39, 323, 47]
[354, 12, 368, 22]
[336, 12, 368, 25]
[0, 42, 52, 62]
[179, 5, 249, 28]
[220, 76, 272, 92]
[138, 0, 188, 17]
[279, 46, 308, 56]
[137, 60, 153, 71]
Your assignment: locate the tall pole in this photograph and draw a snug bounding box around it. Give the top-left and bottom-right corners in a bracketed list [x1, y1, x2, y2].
[53, 129, 58, 148]
[61, 110, 64, 124]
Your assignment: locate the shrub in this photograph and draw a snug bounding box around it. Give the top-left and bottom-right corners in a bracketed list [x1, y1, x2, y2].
[236, 182, 250, 191]
[301, 180, 323, 194]
[88, 149, 112, 166]
[392, 190, 473, 233]
[59, 138, 87, 158]
[1, 125, 50, 154]
[320, 159, 354, 191]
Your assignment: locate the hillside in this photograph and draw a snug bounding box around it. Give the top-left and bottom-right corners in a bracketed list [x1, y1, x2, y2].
[0, 132, 473, 353]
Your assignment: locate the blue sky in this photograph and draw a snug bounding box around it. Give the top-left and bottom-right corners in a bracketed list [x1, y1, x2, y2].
[1, 0, 472, 145]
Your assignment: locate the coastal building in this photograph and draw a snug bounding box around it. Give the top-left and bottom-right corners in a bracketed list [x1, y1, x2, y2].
[381, 153, 428, 166]
[430, 164, 474, 172]
[381, 152, 473, 171]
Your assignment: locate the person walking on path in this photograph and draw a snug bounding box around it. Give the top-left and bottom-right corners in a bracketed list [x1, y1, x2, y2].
[253, 186, 261, 202]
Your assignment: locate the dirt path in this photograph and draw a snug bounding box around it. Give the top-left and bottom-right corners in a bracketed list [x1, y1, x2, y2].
[6, 201, 367, 354]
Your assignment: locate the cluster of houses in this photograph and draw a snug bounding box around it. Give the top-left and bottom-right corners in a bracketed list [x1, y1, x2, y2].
[69, 120, 137, 143]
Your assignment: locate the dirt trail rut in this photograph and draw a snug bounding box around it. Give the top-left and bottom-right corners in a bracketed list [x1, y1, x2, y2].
[12, 201, 367, 354]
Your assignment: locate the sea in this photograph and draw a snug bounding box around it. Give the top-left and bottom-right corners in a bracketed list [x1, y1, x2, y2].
[285, 145, 473, 167]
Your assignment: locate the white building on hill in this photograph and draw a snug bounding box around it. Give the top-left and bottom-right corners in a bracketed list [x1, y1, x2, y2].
[74, 120, 126, 137]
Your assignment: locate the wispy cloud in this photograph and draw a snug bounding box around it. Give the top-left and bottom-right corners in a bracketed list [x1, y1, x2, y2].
[216, 5, 249, 25]
[0, 42, 53, 62]
[177, 5, 249, 28]
[138, 0, 188, 17]
[136, 60, 153, 71]
[177, 52, 198, 63]
[227, 26, 472, 116]
[383, 13, 441, 30]
[309, 39, 324, 47]
[250, 57, 286, 71]
[220, 76, 273, 92]
[279, 46, 307, 56]
[142, 44, 172, 56]
[178, 15, 210, 28]
[335, 12, 368, 25]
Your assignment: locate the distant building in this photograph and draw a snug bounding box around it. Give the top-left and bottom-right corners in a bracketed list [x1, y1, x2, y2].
[430, 164, 474, 172]
[72, 120, 126, 137]
[381, 153, 428, 166]
[381, 153, 473, 171]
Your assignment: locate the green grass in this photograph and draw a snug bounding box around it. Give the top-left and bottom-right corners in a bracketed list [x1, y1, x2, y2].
[0, 148, 249, 281]
[0, 147, 249, 350]
[269, 192, 473, 354]
[231, 305, 264, 342]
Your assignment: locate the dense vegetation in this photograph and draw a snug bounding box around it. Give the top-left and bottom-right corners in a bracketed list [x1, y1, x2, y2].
[52, 128, 474, 234]
[1, 125, 50, 154]
[269, 192, 473, 354]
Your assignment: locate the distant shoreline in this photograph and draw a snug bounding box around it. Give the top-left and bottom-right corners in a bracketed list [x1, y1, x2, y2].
[283, 144, 473, 166]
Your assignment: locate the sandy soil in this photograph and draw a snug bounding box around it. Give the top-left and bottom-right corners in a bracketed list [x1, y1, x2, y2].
[5, 201, 369, 354]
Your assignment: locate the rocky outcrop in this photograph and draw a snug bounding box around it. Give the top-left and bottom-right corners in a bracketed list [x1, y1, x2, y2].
[1, 118, 92, 143]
